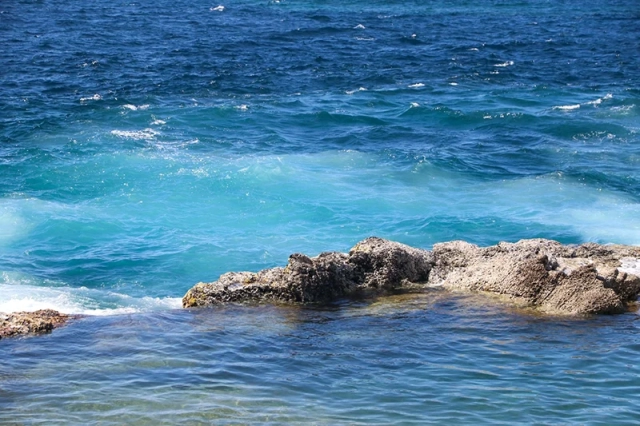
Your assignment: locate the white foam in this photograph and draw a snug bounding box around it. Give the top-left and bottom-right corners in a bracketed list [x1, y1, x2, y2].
[408, 83, 425, 88]
[449, 82, 458, 86]
[80, 94, 102, 102]
[0, 274, 182, 316]
[122, 104, 150, 111]
[111, 128, 159, 140]
[354, 24, 365, 29]
[553, 104, 580, 111]
[410, 102, 420, 108]
[345, 87, 367, 95]
[484, 174, 640, 245]
[151, 118, 166, 125]
[236, 104, 249, 111]
[585, 93, 612, 107]
[494, 61, 514, 67]
[210, 5, 224, 11]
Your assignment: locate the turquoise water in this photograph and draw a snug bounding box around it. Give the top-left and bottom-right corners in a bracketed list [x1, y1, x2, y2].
[2, 0, 640, 423]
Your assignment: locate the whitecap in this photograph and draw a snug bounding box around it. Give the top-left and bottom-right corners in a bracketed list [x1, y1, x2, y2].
[151, 118, 166, 125]
[494, 61, 514, 67]
[345, 87, 367, 95]
[449, 82, 458, 86]
[410, 102, 420, 108]
[122, 104, 148, 111]
[408, 83, 425, 88]
[354, 24, 365, 29]
[80, 94, 102, 102]
[585, 93, 612, 106]
[553, 104, 580, 111]
[236, 104, 248, 111]
[210, 5, 224, 11]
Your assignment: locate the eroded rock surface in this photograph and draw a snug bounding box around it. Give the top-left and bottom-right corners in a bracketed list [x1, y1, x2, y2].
[0, 309, 71, 339]
[431, 239, 640, 315]
[183, 237, 640, 315]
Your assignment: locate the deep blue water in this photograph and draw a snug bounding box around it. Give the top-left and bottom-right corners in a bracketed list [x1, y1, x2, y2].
[1, 0, 640, 423]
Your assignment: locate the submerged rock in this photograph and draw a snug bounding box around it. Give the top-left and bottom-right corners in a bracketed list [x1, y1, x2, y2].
[0, 309, 71, 339]
[183, 237, 640, 315]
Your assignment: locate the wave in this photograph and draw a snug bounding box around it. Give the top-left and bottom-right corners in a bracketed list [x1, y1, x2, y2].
[553, 94, 613, 111]
[0, 272, 181, 315]
[553, 104, 580, 111]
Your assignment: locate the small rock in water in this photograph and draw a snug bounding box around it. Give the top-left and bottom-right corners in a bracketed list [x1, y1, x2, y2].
[0, 309, 71, 339]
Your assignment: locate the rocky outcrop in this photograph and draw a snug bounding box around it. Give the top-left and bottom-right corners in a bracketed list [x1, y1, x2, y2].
[431, 239, 640, 315]
[0, 309, 71, 339]
[183, 237, 640, 315]
[183, 237, 432, 307]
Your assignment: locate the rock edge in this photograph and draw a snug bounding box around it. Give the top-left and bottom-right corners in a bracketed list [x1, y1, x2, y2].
[183, 237, 640, 315]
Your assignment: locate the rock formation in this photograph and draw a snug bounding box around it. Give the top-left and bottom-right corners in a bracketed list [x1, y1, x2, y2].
[183, 237, 432, 306]
[0, 309, 71, 339]
[183, 237, 640, 315]
[430, 239, 640, 315]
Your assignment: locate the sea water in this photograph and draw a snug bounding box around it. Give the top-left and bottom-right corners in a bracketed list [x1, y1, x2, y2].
[1, 0, 640, 423]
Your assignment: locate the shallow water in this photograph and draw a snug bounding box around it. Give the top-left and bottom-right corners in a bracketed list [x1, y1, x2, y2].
[2, 0, 640, 422]
[3, 294, 640, 424]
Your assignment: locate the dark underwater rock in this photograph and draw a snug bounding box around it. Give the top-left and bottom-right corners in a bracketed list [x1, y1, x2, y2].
[184, 237, 640, 315]
[0, 309, 71, 339]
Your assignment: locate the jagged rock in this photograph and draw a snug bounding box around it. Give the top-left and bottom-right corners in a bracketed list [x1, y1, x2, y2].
[183, 237, 433, 307]
[0, 309, 71, 339]
[183, 237, 640, 315]
[349, 237, 433, 290]
[431, 239, 640, 315]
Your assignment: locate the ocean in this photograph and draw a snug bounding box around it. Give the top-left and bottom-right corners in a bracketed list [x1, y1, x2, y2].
[1, 0, 640, 423]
